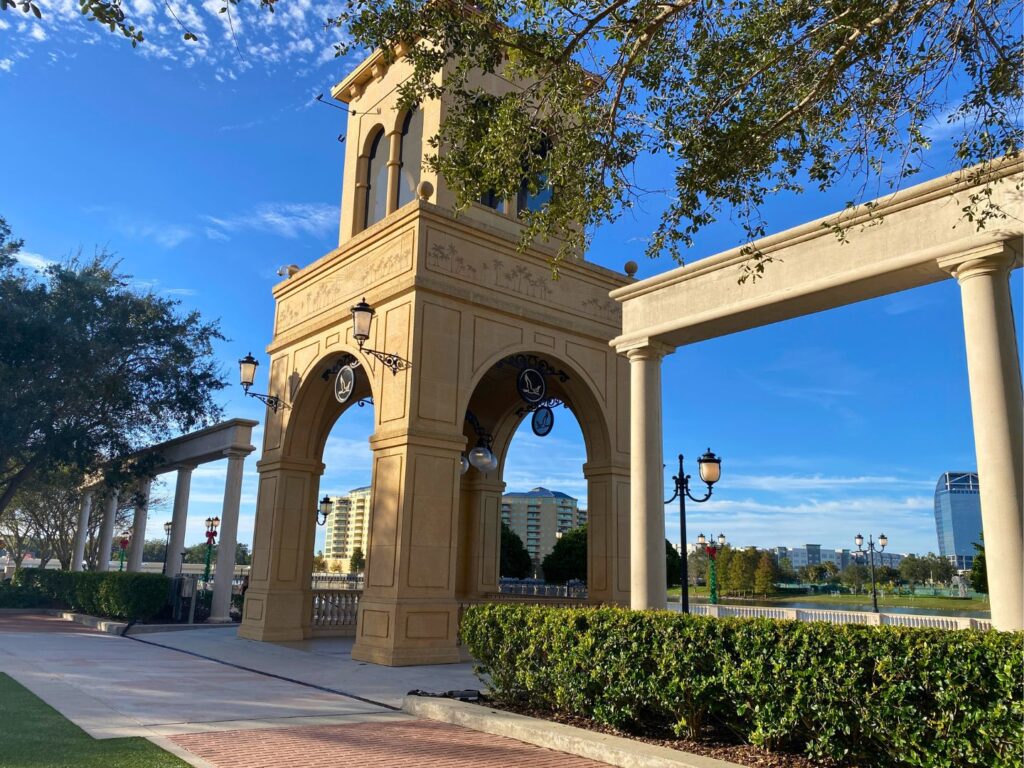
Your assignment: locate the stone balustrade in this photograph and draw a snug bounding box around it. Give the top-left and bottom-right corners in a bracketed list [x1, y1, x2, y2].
[310, 589, 361, 635]
[690, 603, 992, 630]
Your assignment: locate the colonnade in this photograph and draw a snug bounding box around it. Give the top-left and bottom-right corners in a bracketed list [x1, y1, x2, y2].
[68, 419, 257, 625]
[622, 248, 1023, 630]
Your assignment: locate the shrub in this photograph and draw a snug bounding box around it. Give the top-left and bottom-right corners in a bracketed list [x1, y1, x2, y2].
[462, 604, 1023, 767]
[94, 573, 170, 621]
[0, 582, 51, 608]
[2, 569, 170, 622]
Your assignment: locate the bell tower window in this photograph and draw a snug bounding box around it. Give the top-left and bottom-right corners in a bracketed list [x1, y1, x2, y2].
[363, 127, 388, 229]
[396, 108, 423, 209]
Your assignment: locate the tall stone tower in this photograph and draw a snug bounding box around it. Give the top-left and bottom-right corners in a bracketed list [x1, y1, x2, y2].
[239, 46, 632, 665]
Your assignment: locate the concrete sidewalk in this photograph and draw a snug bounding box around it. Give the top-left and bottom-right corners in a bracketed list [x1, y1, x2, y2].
[133, 626, 480, 709]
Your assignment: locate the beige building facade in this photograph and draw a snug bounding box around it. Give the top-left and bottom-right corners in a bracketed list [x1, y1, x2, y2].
[501, 487, 587, 567]
[324, 486, 372, 572]
[238, 48, 632, 664]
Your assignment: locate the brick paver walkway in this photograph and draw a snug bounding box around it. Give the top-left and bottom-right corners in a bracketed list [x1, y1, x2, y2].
[170, 719, 609, 767]
[0, 613, 99, 633]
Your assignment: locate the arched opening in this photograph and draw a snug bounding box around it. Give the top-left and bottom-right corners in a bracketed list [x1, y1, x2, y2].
[395, 108, 423, 209]
[362, 127, 388, 230]
[455, 350, 621, 605]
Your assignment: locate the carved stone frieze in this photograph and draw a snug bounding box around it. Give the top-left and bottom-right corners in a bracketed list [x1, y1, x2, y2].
[277, 231, 414, 332]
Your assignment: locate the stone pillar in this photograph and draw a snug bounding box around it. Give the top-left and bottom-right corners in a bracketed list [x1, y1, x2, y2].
[350, 430, 465, 666]
[942, 247, 1023, 630]
[386, 128, 402, 215]
[210, 450, 247, 623]
[168, 466, 195, 578]
[72, 491, 93, 572]
[127, 478, 151, 572]
[455, 475, 505, 600]
[583, 462, 631, 605]
[238, 456, 324, 643]
[626, 343, 672, 610]
[96, 490, 118, 573]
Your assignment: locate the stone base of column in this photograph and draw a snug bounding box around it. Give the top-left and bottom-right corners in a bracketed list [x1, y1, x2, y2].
[350, 598, 461, 667]
[237, 588, 309, 642]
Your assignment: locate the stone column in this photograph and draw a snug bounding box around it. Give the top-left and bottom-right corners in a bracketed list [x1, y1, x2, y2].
[210, 451, 247, 623]
[386, 128, 402, 215]
[71, 491, 93, 572]
[455, 475, 505, 600]
[942, 247, 1023, 630]
[583, 462, 631, 605]
[127, 478, 151, 572]
[626, 343, 672, 610]
[168, 466, 195, 578]
[96, 490, 119, 573]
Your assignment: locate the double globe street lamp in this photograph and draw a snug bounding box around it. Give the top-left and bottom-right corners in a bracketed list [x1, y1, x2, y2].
[697, 532, 728, 605]
[203, 516, 220, 593]
[162, 521, 173, 575]
[855, 532, 888, 613]
[665, 449, 722, 613]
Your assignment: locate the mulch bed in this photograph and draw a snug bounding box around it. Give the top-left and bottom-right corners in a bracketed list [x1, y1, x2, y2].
[479, 697, 835, 768]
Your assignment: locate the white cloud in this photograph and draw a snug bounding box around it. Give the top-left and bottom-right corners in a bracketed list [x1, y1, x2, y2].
[205, 202, 336, 239]
[29, 24, 47, 41]
[15, 251, 55, 270]
[0, 58, 13, 72]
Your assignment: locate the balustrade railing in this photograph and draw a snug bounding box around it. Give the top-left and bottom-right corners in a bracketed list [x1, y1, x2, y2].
[311, 589, 360, 634]
[690, 603, 991, 630]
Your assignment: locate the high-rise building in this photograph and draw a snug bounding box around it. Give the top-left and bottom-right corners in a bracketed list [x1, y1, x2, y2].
[934, 472, 983, 570]
[324, 486, 372, 572]
[501, 487, 586, 566]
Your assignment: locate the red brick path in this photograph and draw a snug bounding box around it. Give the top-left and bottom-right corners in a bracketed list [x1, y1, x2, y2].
[170, 719, 609, 767]
[0, 613, 99, 633]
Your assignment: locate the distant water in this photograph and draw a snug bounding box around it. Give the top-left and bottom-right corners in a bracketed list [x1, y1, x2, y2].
[668, 598, 990, 619]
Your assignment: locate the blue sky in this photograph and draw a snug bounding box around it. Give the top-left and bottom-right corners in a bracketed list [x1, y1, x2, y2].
[2, 3, 1020, 558]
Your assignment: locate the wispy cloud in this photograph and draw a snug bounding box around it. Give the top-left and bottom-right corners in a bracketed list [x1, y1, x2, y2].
[205, 202, 336, 240]
[15, 250, 55, 270]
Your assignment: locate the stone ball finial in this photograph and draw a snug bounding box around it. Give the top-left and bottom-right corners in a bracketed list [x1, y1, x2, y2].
[417, 180, 434, 201]
[624, 260, 638, 278]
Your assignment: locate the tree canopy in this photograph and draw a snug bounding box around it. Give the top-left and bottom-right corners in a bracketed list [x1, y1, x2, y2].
[500, 522, 533, 579]
[0, 218, 225, 520]
[5, 0, 1019, 275]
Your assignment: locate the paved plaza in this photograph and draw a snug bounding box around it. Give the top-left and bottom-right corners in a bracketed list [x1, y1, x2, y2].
[0, 614, 606, 767]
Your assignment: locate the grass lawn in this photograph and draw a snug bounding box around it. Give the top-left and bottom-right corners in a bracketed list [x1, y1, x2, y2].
[0, 674, 188, 768]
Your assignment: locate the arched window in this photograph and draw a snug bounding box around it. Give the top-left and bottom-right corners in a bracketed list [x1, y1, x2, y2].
[363, 127, 388, 229]
[479, 189, 502, 210]
[517, 140, 553, 215]
[395, 109, 423, 209]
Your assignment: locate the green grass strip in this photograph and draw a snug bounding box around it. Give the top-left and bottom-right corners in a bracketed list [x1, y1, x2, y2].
[0, 673, 188, 768]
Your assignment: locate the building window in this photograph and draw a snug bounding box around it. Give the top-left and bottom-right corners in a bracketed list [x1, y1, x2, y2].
[480, 189, 502, 211]
[363, 127, 388, 229]
[396, 108, 423, 209]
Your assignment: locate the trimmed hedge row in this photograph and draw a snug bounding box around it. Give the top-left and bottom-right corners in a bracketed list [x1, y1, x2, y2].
[462, 604, 1023, 767]
[12, 569, 170, 622]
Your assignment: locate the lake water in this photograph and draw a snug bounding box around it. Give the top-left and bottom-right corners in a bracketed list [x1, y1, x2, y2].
[668, 598, 991, 619]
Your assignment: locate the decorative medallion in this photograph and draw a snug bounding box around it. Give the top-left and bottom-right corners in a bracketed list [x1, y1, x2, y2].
[516, 367, 547, 404]
[531, 406, 554, 437]
[334, 365, 356, 404]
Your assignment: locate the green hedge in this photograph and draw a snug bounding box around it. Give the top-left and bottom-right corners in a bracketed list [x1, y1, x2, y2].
[462, 604, 1023, 767]
[12, 569, 170, 622]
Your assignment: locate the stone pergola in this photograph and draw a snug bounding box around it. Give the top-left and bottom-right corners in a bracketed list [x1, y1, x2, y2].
[71, 419, 258, 623]
[611, 158, 1023, 630]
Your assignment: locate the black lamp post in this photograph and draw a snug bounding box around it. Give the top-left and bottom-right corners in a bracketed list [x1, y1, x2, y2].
[855, 532, 888, 612]
[162, 521, 173, 575]
[350, 298, 412, 375]
[238, 353, 289, 413]
[665, 449, 722, 613]
[203, 516, 220, 592]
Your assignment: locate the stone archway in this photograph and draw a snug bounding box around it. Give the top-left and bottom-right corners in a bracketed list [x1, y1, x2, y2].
[455, 348, 623, 604]
[239, 346, 376, 643]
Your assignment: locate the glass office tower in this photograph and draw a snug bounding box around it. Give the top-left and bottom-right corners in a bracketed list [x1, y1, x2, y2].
[934, 472, 983, 570]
